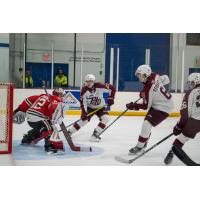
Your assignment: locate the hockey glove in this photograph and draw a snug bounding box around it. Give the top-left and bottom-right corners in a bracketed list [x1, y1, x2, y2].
[126, 102, 139, 110]
[13, 111, 26, 124]
[173, 123, 183, 136]
[107, 96, 114, 106]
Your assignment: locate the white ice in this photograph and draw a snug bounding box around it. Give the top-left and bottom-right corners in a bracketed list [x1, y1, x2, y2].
[1, 115, 200, 166]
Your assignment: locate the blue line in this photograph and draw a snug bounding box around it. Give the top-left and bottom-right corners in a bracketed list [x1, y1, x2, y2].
[0, 43, 9, 48]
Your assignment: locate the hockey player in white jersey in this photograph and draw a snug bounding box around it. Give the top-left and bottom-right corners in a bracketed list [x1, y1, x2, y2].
[126, 64, 174, 154]
[67, 74, 116, 142]
[164, 73, 200, 164]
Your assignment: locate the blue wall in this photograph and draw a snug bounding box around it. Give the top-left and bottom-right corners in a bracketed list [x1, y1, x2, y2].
[105, 33, 170, 91]
[26, 62, 68, 88]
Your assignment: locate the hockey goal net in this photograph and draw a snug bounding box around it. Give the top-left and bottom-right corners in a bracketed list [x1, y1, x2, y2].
[0, 83, 14, 154]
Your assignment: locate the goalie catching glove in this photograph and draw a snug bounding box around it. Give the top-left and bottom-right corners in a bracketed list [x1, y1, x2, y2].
[13, 111, 26, 124]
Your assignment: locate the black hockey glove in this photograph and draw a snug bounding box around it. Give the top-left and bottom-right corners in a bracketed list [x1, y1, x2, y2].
[107, 96, 114, 106]
[126, 102, 139, 110]
[173, 123, 183, 136]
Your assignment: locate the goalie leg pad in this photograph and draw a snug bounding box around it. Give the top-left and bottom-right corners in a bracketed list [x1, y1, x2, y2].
[44, 139, 64, 153]
[30, 130, 52, 144]
[21, 129, 40, 144]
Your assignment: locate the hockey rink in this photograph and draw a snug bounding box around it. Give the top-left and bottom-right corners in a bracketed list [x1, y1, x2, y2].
[1, 115, 200, 166]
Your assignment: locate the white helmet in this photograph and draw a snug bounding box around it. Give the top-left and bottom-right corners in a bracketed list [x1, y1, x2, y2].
[187, 73, 200, 88]
[135, 64, 152, 77]
[52, 88, 64, 97]
[85, 74, 95, 82]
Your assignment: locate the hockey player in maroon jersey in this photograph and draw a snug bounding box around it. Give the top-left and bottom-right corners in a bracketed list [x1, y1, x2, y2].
[13, 95, 39, 124]
[21, 88, 68, 153]
[67, 74, 116, 142]
[164, 73, 200, 165]
[126, 64, 174, 154]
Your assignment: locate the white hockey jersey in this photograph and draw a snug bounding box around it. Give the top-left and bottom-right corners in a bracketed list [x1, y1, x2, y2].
[178, 85, 200, 127]
[138, 73, 174, 114]
[80, 82, 116, 112]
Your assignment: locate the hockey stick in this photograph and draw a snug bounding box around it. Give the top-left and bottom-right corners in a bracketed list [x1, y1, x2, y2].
[172, 145, 200, 166]
[60, 122, 92, 152]
[115, 133, 174, 164]
[43, 86, 92, 152]
[98, 98, 141, 137]
[58, 105, 107, 132]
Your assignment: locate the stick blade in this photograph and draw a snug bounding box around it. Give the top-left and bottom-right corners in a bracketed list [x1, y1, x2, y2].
[115, 155, 131, 164]
[72, 146, 92, 152]
[80, 146, 92, 152]
[172, 145, 200, 166]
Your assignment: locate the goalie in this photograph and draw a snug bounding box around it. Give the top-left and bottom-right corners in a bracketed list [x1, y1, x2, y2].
[14, 88, 68, 154]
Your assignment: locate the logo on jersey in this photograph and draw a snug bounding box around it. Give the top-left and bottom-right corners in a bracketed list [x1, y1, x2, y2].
[64, 91, 80, 109]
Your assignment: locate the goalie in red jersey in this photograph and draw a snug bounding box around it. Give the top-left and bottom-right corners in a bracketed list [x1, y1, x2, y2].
[14, 88, 68, 154]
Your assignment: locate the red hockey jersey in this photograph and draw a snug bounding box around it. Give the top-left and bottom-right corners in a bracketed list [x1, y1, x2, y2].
[26, 94, 62, 122]
[15, 95, 39, 113]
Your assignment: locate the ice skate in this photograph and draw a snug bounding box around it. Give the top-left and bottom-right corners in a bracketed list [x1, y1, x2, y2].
[164, 150, 174, 165]
[90, 130, 101, 142]
[44, 139, 65, 155]
[129, 145, 145, 155]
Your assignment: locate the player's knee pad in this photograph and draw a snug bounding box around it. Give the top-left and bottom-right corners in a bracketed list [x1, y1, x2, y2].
[140, 120, 152, 138]
[100, 114, 109, 125]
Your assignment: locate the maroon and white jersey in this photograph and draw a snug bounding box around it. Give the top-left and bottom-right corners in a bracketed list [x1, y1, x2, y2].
[138, 73, 174, 114]
[80, 82, 116, 112]
[178, 84, 200, 128]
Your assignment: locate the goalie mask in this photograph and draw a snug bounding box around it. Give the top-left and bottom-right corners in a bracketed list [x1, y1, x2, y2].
[52, 88, 64, 98]
[187, 73, 200, 89]
[85, 74, 95, 88]
[135, 64, 152, 83]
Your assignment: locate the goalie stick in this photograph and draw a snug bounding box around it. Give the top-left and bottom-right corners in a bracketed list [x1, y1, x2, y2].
[60, 122, 92, 152]
[172, 145, 200, 166]
[115, 133, 174, 164]
[43, 86, 92, 152]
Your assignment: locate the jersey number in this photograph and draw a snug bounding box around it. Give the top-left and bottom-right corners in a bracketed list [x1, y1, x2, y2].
[196, 95, 200, 108]
[160, 87, 172, 99]
[33, 97, 47, 109]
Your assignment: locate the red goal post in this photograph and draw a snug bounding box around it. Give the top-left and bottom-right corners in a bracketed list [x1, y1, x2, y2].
[0, 83, 14, 154]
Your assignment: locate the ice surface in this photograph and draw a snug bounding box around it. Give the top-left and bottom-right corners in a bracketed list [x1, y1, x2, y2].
[1, 115, 200, 166]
